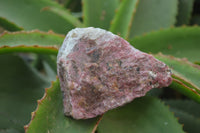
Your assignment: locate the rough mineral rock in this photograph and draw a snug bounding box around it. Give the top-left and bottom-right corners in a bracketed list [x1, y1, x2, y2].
[57, 27, 172, 119]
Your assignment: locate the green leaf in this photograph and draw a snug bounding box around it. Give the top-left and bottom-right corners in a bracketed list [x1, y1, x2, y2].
[165, 100, 200, 118]
[0, 54, 49, 132]
[31, 54, 57, 81]
[170, 80, 200, 103]
[155, 54, 200, 103]
[0, 30, 64, 55]
[98, 97, 184, 133]
[41, 54, 57, 81]
[176, 0, 194, 26]
[82, 0, 120, 30]
[128, 0, 178, 38]
[171, 111, 200, 133]
[25, 78, 101, 133]
[43, 60, 57, 81]
[165, 100, 200, 133]
[0, 0, 81, 33]
[110, 0, 139, 38]
[0, 17, 23, 31]
[41, 54, 57, 73]
[130, 27, 200, 62]
[45, 6, 84, 28]
[0, 128, 20, 133]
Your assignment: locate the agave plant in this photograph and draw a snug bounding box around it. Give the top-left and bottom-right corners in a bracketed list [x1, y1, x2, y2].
[0, 0, 200, 133]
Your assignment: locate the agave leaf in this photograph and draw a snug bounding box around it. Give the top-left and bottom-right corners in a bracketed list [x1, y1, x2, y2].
[45, 6, 84, 28]
[0, 54, 50, 132]
[42, 59, 57, 81]
[0, 0, 82, 33]
[110, 0, 139, 38]
[0, 30, 63, 82]
[176, 0, 194, 26]
[155, 54, 200, 103]
[0, 30, 64, 55]
[128, 0, 178, 38]
[165, 100, 200, 118]
[0, 17, 23, 31]
[165, 100, 200, 133]
[98, 97, 184, 133]
[82, 0, 120, 29]
[130, 27, 200, 62]
[0, 128, 20, 133]
[25, 78, 101, 133]
[170, 79, 200, 103]
[171, 111, 200, 133]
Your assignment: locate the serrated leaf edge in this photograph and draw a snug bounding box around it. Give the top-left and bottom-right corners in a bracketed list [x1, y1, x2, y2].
[160, 100, 186, 133]
[0, 29, 65, 38]
[24, 78, 59, 132]
[156, 53, 200, 93]
[0, 45, 59, 55]
[156, 53, 200, 69]
[24, 77, 103, 133]
[164, 99, 200, 120]
[0, 30, 65, 55]
[129, 25, 200, 41]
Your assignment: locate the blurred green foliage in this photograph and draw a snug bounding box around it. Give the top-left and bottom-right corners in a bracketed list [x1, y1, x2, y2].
[0, 0, 200, 133]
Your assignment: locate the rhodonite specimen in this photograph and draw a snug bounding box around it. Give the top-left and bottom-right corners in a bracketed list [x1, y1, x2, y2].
[57, 27, 172, 119]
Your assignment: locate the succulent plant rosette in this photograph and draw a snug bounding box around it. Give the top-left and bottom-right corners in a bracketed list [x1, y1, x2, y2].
[0, 0, 200, 133]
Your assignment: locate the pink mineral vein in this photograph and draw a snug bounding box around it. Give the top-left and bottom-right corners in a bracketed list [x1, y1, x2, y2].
[57, 27, 172, 119]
